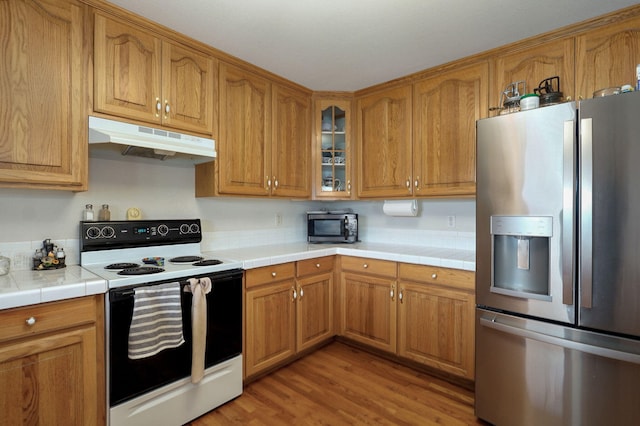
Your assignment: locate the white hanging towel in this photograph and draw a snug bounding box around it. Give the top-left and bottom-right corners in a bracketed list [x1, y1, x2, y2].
[185, 277, 212, 383]
[128, 282, 185, 359]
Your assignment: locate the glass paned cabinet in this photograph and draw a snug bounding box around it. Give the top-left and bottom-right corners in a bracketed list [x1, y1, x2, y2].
[315, 99, 352, 199]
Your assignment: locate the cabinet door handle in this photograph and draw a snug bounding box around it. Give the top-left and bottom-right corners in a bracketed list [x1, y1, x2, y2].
[399, 289, 404, 304]
[414, 176, 419, 188]
[273, 177, 278, 189]
[155, 98, 161, 117]
[266, 176, 271, 190]
[390, 285, 395, 301]
[25, 316, 36, 326]
[164, 100, 170, 116]
[347, 180, 352, 194]
[291, 287, 297, 301]
[405, 179, 411, 189]
[299, 287, 304, 300]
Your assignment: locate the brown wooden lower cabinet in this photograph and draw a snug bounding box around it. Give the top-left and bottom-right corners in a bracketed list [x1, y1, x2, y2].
[244, 257, 334, 379]
[398, 263, 475, 379]
[244, 256, 475, 382]
[0, 295, 105, 426]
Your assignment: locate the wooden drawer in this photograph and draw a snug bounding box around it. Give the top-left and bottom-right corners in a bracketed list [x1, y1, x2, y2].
[245, 262, 296, 289]
[296, 256, 335, 277]
[340, 256, 397, 278]
[399, 263, 474, 291]
[0, 296, 97, 343]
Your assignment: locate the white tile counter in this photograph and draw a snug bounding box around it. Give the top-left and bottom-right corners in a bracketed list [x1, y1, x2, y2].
[205, 242, 476, 272]
[0, 242, 474, 310]
[0, 265, 107, 310]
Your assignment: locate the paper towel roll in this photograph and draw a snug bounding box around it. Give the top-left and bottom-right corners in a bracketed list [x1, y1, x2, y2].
[383, 199, 418, 217]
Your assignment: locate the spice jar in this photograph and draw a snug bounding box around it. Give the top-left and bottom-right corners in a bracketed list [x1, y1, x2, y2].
[83, 204, 95, 221]
[98, 204, 111, 221]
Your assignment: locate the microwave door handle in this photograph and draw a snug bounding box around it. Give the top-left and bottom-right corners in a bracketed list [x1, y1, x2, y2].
[343, 217, 348, 240]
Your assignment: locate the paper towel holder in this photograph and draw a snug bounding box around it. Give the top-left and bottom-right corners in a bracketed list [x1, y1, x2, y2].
[382, 199, 418, 217]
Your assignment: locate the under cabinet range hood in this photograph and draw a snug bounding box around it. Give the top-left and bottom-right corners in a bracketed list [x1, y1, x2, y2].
[88, 116, 216, 162]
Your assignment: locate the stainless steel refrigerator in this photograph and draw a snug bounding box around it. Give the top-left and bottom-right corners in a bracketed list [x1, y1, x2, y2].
[476, 91, 640, 425]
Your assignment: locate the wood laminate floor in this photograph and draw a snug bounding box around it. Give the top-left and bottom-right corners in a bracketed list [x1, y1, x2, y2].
[189, 342, 487, 425]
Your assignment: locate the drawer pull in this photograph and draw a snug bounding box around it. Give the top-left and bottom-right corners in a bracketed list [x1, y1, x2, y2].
[363, 263, 368, 269]
[431, 273, 437, 279]
[316, 263, 320, 268]
[271, 272, 277, 277]
[25, 316, 36, 326]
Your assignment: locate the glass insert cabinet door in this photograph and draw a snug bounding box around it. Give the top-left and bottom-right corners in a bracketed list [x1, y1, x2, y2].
[319, 103, 350, 196]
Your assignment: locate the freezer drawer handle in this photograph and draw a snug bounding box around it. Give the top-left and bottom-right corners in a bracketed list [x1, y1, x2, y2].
[480, 316, 640, 365]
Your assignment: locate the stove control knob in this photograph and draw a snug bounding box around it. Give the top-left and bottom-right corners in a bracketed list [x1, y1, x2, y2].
[189, 223, 200, 233]
[157, 224, 169, 236]
[86, 226, 101, 239]
[101, 226, 115, 239]
[180, 224, 190, 234]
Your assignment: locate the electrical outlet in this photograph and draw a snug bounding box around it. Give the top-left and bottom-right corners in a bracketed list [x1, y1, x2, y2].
[447, 215, 456, 228]
[275, 213, 283, 226]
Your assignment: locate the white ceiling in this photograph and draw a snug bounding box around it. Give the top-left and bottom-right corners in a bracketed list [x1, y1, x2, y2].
[107, 0, 639, 91]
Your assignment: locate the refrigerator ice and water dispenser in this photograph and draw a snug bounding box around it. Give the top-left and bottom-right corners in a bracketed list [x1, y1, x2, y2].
[490, 216, 553, 300]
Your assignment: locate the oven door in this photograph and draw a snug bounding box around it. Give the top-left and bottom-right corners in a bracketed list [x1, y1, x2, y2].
[107, 269, 242, 407]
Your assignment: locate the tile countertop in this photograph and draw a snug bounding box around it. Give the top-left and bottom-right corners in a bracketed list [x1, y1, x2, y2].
[205, 242, 476, 272]
[0, 243, 475, 311]
[0, 265, 108, 311]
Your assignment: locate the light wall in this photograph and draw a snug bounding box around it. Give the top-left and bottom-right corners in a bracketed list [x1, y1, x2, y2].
[0, 150, 475, 266]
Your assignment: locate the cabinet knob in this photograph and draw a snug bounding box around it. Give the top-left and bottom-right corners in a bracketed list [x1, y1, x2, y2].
[363, 263, 368, 269]
[25, 316, 36, 326]
[271, 272, 277, 277]
[431, 273, 437, 279]
[316, 263, 320, 268]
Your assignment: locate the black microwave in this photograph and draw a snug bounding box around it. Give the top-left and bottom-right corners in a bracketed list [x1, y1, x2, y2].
[307, 211, 358, 243]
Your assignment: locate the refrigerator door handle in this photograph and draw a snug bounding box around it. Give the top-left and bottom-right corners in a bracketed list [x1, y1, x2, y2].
[480, 316, 640, 365]
[580, 118, 594, 309]
[562, 120, 575, 306]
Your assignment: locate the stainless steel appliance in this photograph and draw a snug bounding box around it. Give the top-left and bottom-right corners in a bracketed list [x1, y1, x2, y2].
[80, 219, 243, 426]
[307, 210, 358, 243]
[476, 91, 640, 425]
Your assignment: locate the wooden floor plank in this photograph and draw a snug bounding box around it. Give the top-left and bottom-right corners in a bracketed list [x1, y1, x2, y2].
[189, 342, 487, 425]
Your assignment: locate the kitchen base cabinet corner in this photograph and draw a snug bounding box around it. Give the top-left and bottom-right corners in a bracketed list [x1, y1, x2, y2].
[0, 295, 104, 426]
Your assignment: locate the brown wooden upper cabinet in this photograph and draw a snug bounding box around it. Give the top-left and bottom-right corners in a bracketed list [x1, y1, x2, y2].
[94, 13, 215, 135]
[491, 38, 575, 114]
[576, 14, 640, 100]
[413, 62, 488, 197]
[356, 85, 413, 198]
[271, 84, 311, 198]
[216, 63, 271, 196]
[211, 62, 310, 198]
[0, 0, 88, 190]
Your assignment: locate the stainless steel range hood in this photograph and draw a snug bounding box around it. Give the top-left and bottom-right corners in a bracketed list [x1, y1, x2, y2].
[88, 116, 216, 162]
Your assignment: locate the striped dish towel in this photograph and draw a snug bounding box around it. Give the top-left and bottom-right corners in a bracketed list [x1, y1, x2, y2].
[128, 282, 185, 360]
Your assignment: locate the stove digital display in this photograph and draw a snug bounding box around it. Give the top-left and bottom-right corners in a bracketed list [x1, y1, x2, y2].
[133, 227, 150, 235]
